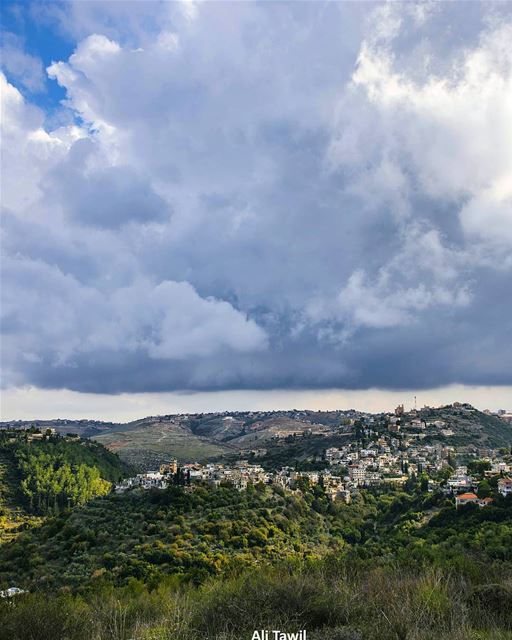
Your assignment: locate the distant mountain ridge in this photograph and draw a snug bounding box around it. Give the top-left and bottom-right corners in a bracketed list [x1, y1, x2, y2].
[2, 404, 510, 469]
[0, 418, 119, 438]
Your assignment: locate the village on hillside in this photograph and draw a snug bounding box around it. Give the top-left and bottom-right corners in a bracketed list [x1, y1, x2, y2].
[115, 402, 512, 507]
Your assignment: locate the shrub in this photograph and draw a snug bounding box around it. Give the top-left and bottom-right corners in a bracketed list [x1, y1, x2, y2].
[0, 593, 92, 640]
[470, 583, 512, 629]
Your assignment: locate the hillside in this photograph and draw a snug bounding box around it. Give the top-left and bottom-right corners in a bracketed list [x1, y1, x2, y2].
[2, 479, 511, 593]
[1, 414, 512, 640]
[81, 410, 354, 468]
[1, 480, 511, 640]
[0, 449, 42, 543]
[0, 419, 119, 438]
[2, 404, 510, 470]
[94, 416, 234, 469]
[0, 431, 132, 539]
[415, 404, 512, 448]
[95, 410, 359, 468]
[0, 484, 332, 591]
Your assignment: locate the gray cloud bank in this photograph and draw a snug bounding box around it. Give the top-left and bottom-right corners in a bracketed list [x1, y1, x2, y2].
[1, 2, 511, 394]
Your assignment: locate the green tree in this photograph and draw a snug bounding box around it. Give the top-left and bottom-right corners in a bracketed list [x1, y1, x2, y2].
[477, 479, 492, 499]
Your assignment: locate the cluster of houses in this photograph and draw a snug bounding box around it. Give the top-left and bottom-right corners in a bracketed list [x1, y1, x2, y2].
[454, 475, 512, 509]
[115, 461, 179, 492]
[324, 438, 450, 488]
[325, 438, 512, 505]
[455, 494, 494, 508]
[116, 460, 353, 503]
[115, 445, 512, 508]
[113, 401, 512, 506]
[115, 459, 269, 494]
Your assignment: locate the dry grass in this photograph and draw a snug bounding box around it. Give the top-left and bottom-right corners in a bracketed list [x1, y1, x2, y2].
[2, 562, 511, 640]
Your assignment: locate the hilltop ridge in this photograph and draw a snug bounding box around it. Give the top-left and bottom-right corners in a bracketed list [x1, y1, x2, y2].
[1, 403, 511, 469]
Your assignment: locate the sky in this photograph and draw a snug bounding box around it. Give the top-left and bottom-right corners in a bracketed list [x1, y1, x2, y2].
[1, 1, 511, 420]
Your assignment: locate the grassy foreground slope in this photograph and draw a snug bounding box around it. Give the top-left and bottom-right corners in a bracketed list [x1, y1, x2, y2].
[2, 558, 512, 640]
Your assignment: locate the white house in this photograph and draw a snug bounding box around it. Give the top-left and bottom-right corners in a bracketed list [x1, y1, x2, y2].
[498, 477, 512, 497]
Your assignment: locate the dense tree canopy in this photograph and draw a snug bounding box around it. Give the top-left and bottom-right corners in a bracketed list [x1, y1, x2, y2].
[0, 433, 132, 515]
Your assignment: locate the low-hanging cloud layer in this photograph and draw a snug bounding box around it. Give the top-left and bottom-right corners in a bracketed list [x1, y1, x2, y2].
[1, 1, 511, 395]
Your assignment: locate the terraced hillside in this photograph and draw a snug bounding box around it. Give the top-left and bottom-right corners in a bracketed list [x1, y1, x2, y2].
[94, 416, 234, 469]
[93, 410, 354, 468]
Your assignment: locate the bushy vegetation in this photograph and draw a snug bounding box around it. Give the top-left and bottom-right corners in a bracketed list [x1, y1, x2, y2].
[2, 479, 512, 590]
[2, 556, 512, 640]
[0, 483, 335, 590]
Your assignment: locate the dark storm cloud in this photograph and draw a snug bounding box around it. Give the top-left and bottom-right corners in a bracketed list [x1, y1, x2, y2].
[44, 139, 170, 228]
[1, 1, 511, 394]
